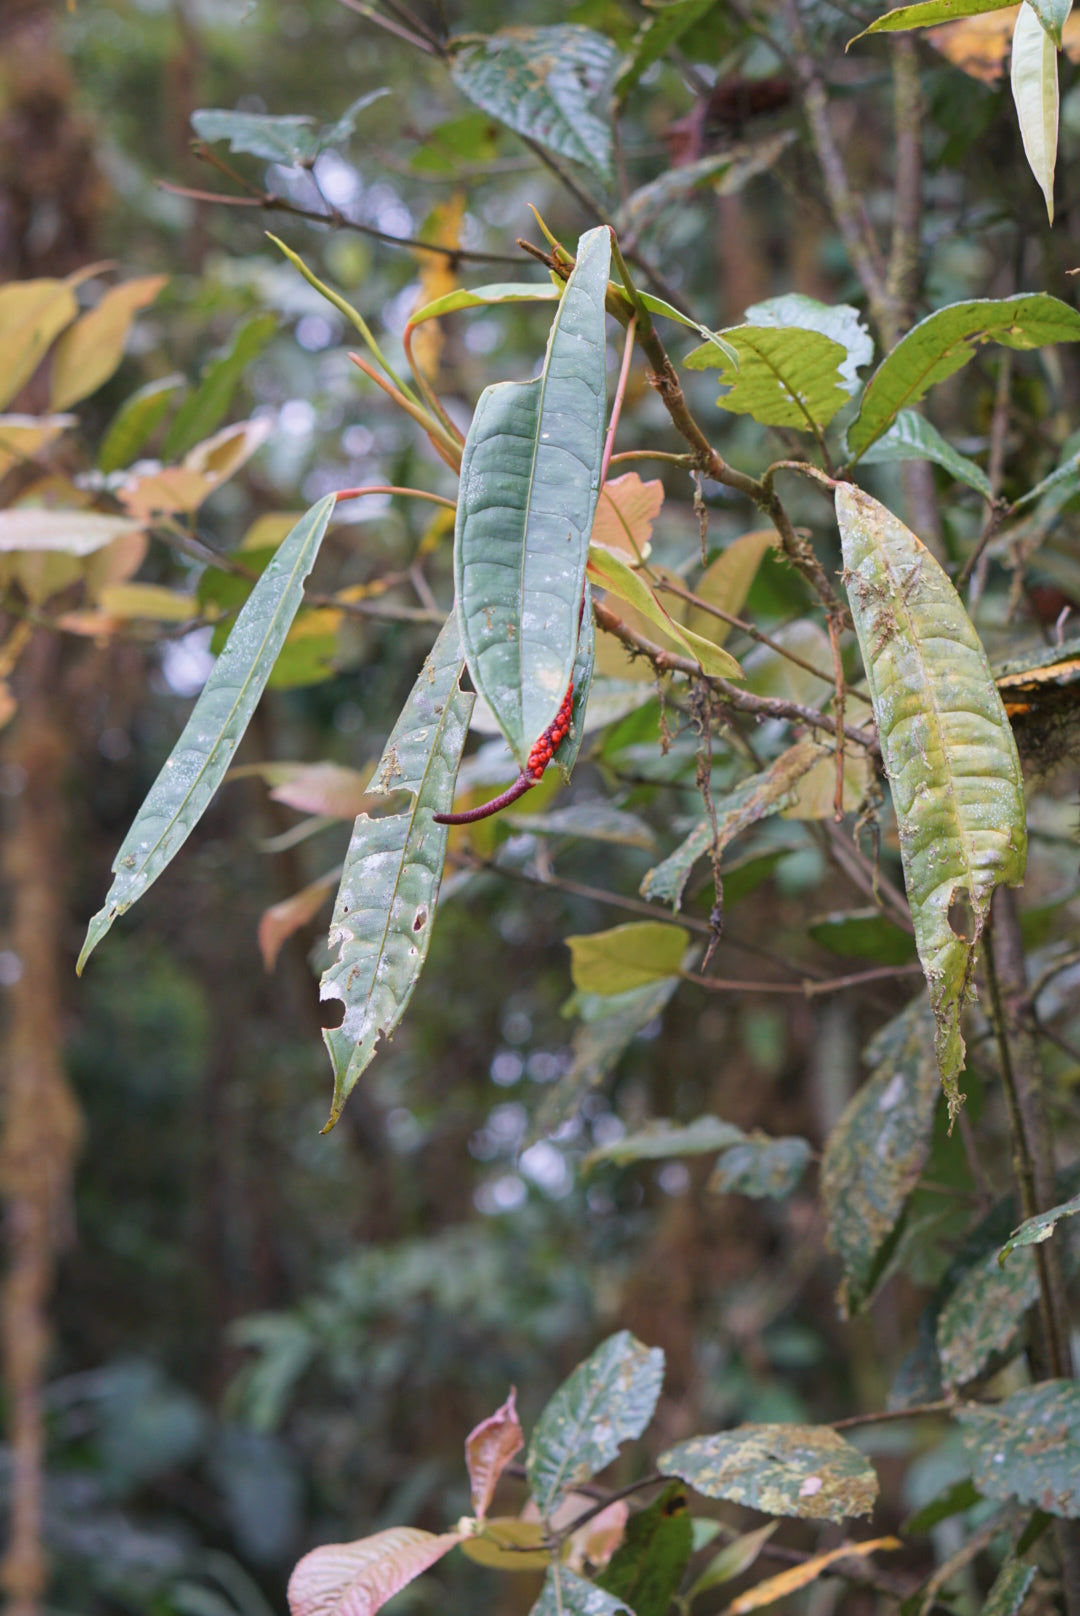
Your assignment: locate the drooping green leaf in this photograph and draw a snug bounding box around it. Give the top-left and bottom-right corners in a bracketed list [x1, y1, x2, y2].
[683, 324, 851, 433]
[408, 282, 561, 327]
[320, 615, 474, 1127]
[659, 1425, 877, 1523]
[957, 1380, 1080, 1516]
[162, 312, 278, 461]
[77, 496, 336, 974]
[596, 1485, 692, 1616]
[615, 0, 721, 99]
[530, 1568, 632, 1616]
[851, 0, 1014, 41]
[982, 1558, 1038, 1616]
[535, 977, 679, 1136]
[98, 373, 185, 473]
[527, 1331, 665, 1517]
[708, 1135, 812, 1200]
[936, 1243, 1040, 1389]
[835, 483, 1027, 1121]
[505, 802, 656, 850]
[686, 1523, 778, 1600]
[566, 921, 691, 995]
[586, 1116, 747, 1170]
[191, 92, 388, 166]
[1000, 1188, 1080, 1261]
[847, 296, 1080, 458]
[1011, 2, 1059, 222]
[854, 410, 992, 498]
[809, 908, 917, 965]
[449, 27, 617, 180]
[587, 542, 744, 678]
[639, 739, 825, 909]
[455, 225, 610, 769]
[821, 997, 940, 1313]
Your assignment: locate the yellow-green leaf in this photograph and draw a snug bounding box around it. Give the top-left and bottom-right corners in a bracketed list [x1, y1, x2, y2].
[566, 921, 691, 995]
[587, 543, 743, 679]
[0, 278, 78, 411]
[50, 275, 168, 410]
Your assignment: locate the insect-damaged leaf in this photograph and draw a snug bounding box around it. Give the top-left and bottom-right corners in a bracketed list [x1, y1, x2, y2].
[1000, 1187, 1080, 1261]
[1011, 1, 1059, 222]
[449, 27, 618, 180]
[465, 1389, 524, 1523]
[835, 483, 1026, 1121]
[77, 496, 336, 974]
[596, 1485, 693, 1616]
[846, 295, 1080, 458]
[936, 1242, 1041, 1388]
[659, 1425, 878, 1523]
[286, 1525, 461, 1616]
[957, 1380, 1080, 1517]
[566, 921, 691, 995]
[530, 1568, 632, 1616]
[822, 996, 941, 1314]
[455, 225, 609, 770]
[526, 1330, 665, 1517]
[723, 1539, 901, 1615]
[319, 614, 474, 1128]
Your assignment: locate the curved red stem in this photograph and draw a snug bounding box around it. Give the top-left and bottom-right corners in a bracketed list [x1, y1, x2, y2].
[433, 770, 536, 826]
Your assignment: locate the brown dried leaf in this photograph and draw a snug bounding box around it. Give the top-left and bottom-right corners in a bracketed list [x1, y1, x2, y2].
[723, 1537, 901, 1615]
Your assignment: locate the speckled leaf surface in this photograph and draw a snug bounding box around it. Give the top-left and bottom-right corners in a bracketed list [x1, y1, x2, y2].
[596, 1485, 692, 1616]
[455, 226, 609, 769]
[529, 1568, 631, 1616]
[836, 483, 1026, 1121]
[527, 1331, 665, 1517]
[708, 1136, 812, 1200]
[1001, 1188, 1080, 1261]
[78, 496, 335, 973]
[449, 27, 617, 180]
[957, 1381, 1080, 1516]
[936, 1245, 1040, 1389]
[659, 1425, 877, 1522]
[982, 1558, 1037, 1616]
[822, 997, 941, 1313]
[319, 614, 474, 1127]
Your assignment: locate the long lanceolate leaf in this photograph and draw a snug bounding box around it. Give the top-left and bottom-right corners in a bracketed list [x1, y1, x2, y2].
[1011, 1, 1059, 223]
[455, 225, 610, 770]
[78, 496, 336, 974]
[835, 484, 1026, 1122]
[319, 615, 474, 1127]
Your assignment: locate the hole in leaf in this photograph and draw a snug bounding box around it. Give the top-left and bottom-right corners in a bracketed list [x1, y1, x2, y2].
[947, 891, 974, 943]
[319, 997, 346, 1030]
[412, 908, 427, 933]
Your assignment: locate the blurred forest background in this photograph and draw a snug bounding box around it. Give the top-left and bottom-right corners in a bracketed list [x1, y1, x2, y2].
[1, 0, 1080, 1613]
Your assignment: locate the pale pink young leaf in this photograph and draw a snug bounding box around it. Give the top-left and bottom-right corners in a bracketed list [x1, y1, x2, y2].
[258, 866, 341, 972]
[590, 473, 665, 560]
[465, 1388, 524, 1521]
[287, 1526, 460, 1616]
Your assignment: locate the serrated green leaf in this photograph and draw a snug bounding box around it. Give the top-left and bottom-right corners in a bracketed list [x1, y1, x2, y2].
[567, 921, 691, 995]
[1011, 2, 1059, 222]
[854, 410, 992, 498]
[586, 1116, 746, 1169]
[77, 496, 336, 974]
[587, 543, 744, 678]
[851, 0, 1014, 41]
[615, 0, 721, 98]
[639, 739, 825, 909]
[162, 312, 278, 462]
[1000, 1188, 1080, 1261]
[455, 226, 610, 769]
[743, 295, 873, 392]
[530, 1568, 632, 1616]
[847, 296, 1080, 458]
[534, 977, 679, 1136]
[659, 1425, 877, 1523]
[708, 1136, 812, 1200]
[936, 1242, 1040, 1389]
[449, 27, 617, 180]
[982, 1558, 1038, 1616]
[835, 483, 1027, 1121]
[684, 324, 850, 432]
[596, 1485, 692, 1616]
[957, 1380, 1080, 1516]
[320, 615, 474, 1127]
[97, 373, 185, 473]
[821, 997, 940, 1313]
[527, 1331, 665, 1517]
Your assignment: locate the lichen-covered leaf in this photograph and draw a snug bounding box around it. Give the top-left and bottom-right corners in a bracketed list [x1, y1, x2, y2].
[724, 1539, 901, 1615]
[708, 1136, 812, 1200]
[530, 1568, 631, 1616]
[854, 410, 993, 498]
[659, 1425, 878, 1523]
[566, 921, 690, 996]
[456, 226, 609, 769]
[596, 1485, 692, 1616]
[449, 27, 617, 179]
[527, 1331, 665, 1517]
[586, 1116, 746, 1170]
[835, 483, 1027, 1120]
[957, 1381, 1080, 1516]
[936, 1244, 1040, 1389]
[822, 997, 940, 1313]
[683, 324, 851, 432]
[78, 496, 336, 973]
[847, 296, 1080, 458]
[981, 1557, 1038, 1616]
[1011, 1, 1059, 221]
[640, 739, 824, 909]
[320, 615, 474, 1126]
[287, 1526, 460, 1616]
[466, 1389, 524, 1522]
[1000, 1188, 1080, 1261]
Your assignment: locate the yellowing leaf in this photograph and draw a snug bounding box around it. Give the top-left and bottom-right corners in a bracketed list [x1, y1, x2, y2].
[258, 866, 341, 972]
[587, 543, 743, 679]
[1011, 1, 1058, 221]
[590, 473, 665, 560]
[118, 467, 214, 519]
[724, 1538, 901, 1615]
[98, 583, 197, 621]
[50, 275, 168, 410]
[686, 530, 776, 645]
[240, 511, 304, 551]
[0, 414, 77, 480]
[287, 1526, 461, 1616]
[459, 1518, 551, 1571]
[566, 920, 690, 994]
[410, 194, 465, 380]
[0, 279, 79, 411]
[183, 416, 272, 482]
[0, 680, 15, 729]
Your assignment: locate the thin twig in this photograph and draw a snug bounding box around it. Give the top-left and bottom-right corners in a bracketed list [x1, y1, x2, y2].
[682, 961, 923, 997]
[602, 317, 637, 483]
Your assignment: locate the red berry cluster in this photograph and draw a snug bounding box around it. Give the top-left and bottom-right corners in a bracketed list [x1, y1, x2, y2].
[525, 684, 574, 781]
